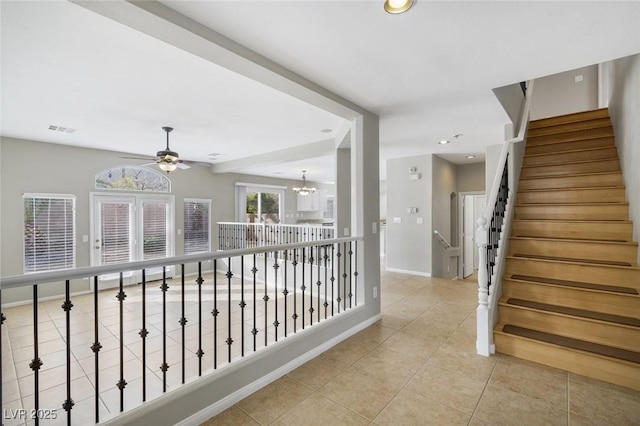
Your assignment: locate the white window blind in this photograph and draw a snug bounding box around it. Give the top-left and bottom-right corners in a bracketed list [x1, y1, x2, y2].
[24, 194, 76, 273]
[142, 202, 169, 261]
[100, 201, 133, 265]
[184, 199, 211, 254]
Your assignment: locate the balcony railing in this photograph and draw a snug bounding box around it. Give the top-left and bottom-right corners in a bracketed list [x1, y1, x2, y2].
[0, 237, 360, 425]
[217, 222, 335, 251]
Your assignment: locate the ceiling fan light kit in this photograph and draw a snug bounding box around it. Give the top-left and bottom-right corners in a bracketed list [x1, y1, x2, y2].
[157, 126, 182, 173]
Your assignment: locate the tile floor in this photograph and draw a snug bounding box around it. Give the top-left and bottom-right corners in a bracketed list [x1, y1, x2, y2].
[202, 268, 640, 426]
[2, 266, 640, 425]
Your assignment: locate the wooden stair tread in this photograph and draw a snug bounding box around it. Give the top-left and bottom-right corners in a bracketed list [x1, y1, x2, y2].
[510, 236, 637, 246]
[524, 145, 617, 158]
[500, 324, 640, 364]
[509, 274, 639, 295]
[521, 158, 618, 168]
[512, 253, 632, 267]
[518, 186, 625, 193]
[520, 170, 622, 180]
[504, 298, 640, 327]
[528, 109, 609, 129]
[516, 202, 628, 206]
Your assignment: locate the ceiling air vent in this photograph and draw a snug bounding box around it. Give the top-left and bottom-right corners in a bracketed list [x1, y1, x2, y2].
[48, 125, 76, 134]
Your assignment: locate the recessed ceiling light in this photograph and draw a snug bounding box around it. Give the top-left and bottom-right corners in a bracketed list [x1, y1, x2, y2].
[320, 128, 333, 133]
[453, 133, 463, 139]
[207, 153, 220, 159]
[466, 155, 476, 159]
[439, 140, 450, 145]
[384, 0, 414, 14]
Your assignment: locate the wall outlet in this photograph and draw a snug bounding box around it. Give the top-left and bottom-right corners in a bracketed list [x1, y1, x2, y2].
[575, 74, 583, 82]
[177, 228, 182, 235]
[373, 286, 378, 299]
[416, 217, 423, 224]
[343, 227, 350, 236]
[372, 222, 377, 234]
[393, 217, 401, 224]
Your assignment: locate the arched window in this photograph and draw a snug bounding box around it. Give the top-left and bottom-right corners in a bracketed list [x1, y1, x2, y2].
[95, 166, 170, 192]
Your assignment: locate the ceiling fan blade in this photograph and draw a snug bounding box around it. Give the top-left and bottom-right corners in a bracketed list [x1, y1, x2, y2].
[182, 160, 212, 167]
[120, 155, 156, 161]
[176, 162, 191, 169]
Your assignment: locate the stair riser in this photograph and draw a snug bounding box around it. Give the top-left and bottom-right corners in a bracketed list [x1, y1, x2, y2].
[505, 257, 640, 291]
[515, 205, 629, 221]
[502, 279, 640, 318]
[499, 305, 640, 352]
[525, 137, 615, 155]
[511, 221, 634, 242]
[508, 239, 638, 265]
[527, 126, 614, 145]
[519, 172, 623, 190]
[522, 147, 619, 167]
[517, 188, 626, 204]
[494, 331, 640, 391]
[520, 159, 620, 179]
[527, 118, 612, 138]
[528, 109, 610, 129]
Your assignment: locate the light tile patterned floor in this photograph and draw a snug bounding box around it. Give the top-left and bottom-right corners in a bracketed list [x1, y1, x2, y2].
[202, 269, 640, 426]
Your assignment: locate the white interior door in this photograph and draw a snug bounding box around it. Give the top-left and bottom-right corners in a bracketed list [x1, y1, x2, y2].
[91, 194, 174, 288]
[462, 195, 475, 278]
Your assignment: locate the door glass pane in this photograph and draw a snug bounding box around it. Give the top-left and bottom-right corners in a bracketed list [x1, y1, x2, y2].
[101, 202, 132, 265]
[143, 202, 168, 260]
[261, 192, 280, 223]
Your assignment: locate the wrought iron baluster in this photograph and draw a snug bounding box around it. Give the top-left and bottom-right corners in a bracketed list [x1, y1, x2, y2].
[116, 272, 127, 412]
[180, 264, 187, 384]
[273, 251, 280, 341]
[251, 254, 258, 351]
[212, 260, 218, 369]
[331, 244, 335, 316]
[354, 242, 359, 306]
[160, 267, 170, 392]
[62, 280, 74, 424]
[336, 244, 342, 313]
[283, 249, 289, 337]
[226, 257, 233, 363]
[30, 284, 43, 426]
[263, 254, 269, 347]
[317, 245, 321, 323]
[240, 256, 246, 357]
[196, 262, 204, 376]
[309, 247, 314, 326]
[140, 270, 147, 401]
[323, 245, 329, 319]
[301, 247, 306, 330]
[292, 248, 298, 332]
[343, 242, 348, 311]
[91, 276, 101, 423]
[348, 242, 353, 309]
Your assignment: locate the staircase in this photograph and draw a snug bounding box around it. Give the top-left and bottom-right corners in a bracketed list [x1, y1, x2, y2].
[494, 108, 640, 391]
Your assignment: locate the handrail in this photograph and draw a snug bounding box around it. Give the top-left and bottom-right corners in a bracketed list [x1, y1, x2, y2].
[476, 79, 534, 357]
[0, 236, 361, 290]
[433, 230, 452, 249]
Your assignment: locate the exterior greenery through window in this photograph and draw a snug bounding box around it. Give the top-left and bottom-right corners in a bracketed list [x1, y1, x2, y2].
[24, 194, 75, 273]
[184, 199, 211, 254]
[246, 191, 280, 224]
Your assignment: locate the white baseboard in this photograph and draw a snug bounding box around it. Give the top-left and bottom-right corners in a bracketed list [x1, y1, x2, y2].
[384, 267, 431, 277]
[177, 312, 382, 425]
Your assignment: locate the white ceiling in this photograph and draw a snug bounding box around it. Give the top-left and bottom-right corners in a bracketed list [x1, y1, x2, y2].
[2, 1, 640, 182]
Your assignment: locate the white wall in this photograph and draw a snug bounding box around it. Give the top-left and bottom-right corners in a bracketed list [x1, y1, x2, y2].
[385, 155, 432, 275]
[530, 65, 599, 120]
[607, 53, 640, 264]
[485, 144, 503, 198]
[458, 163, 486, 193]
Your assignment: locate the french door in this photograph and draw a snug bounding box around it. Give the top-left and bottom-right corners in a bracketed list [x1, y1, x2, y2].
[91, 194, 174, 288]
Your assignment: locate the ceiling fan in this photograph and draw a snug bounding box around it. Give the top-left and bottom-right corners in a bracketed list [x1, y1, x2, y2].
[120, 126, 211, 173]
